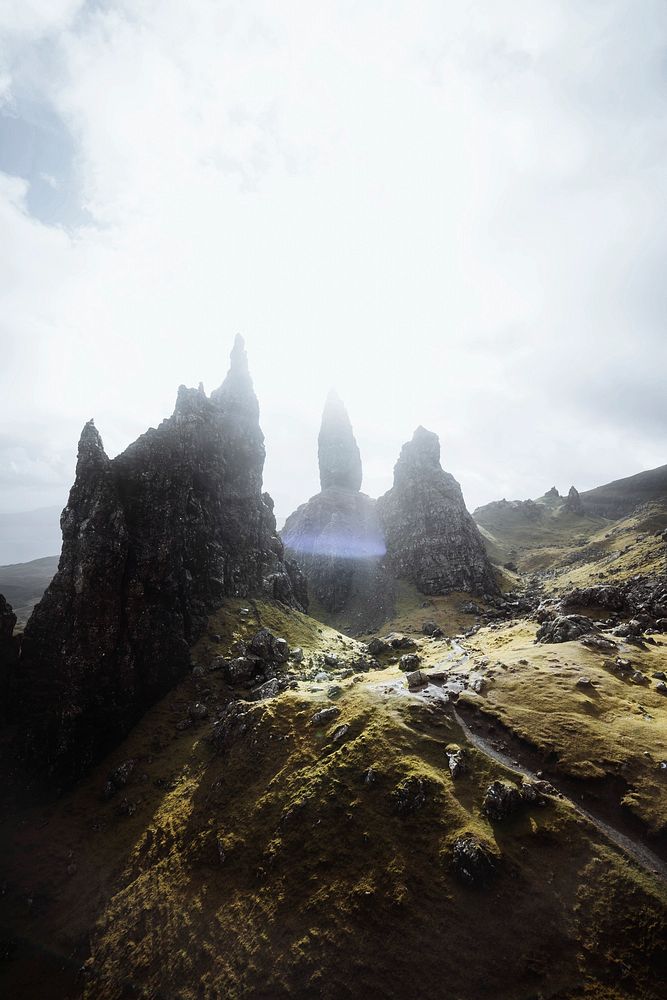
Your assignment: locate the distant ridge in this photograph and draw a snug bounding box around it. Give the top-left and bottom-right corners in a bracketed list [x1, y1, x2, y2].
[580, 463, 667, 519]
[0, 506, 62, 565]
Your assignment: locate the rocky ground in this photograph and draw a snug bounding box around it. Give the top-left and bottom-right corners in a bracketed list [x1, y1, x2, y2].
[2, 505, 667, 1000]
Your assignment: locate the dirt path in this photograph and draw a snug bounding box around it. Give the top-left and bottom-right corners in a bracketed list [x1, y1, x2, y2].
[451, 703, 667, 882]
[422, 639, 667, 882]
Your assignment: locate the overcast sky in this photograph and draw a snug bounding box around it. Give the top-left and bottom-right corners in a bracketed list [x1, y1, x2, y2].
[1, 0, 666, 532]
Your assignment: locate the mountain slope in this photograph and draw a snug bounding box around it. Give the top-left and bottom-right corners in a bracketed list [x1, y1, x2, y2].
[581, 463, 667, 518]
[0, 555, 58, 625]
[1, 597, 665, 1000]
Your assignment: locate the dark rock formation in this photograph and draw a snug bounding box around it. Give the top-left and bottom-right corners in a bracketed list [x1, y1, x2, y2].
[377, 427, 498, 596]
[0, 594, 18, 721]
[0, 593, 15, 641]
[450, 836, 498, 886]
[282, 394, 394, 631]
[563, 485, 584, 514]
[535, 614, 598, 644]
[17, 336, 304, 786]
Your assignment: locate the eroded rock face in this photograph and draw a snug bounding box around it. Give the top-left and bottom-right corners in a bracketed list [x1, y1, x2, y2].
[17, 337, 305, 785]
[283, 394, 394, 631]
[563, 485, 584, 514]
[377, 427, 498, 596]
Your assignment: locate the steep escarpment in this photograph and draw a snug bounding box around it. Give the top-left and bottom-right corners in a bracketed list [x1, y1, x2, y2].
[378, 427, 498, 596]
[16, 337, 304, 786]
[283, 392, 393, 631]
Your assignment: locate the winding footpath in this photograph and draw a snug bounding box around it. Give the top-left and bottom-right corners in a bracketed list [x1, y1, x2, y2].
[435, 642, 667, 883]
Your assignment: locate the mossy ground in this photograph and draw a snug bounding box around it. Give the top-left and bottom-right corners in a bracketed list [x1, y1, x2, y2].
[1, 598, 666, 999]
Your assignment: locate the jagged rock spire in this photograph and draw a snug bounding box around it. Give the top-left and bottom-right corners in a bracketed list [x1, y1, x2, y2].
[211, 334, 259, 422]
[76, 419, 108, 470]
[318, 390, 362, 492]
[392, 426, 441, 485]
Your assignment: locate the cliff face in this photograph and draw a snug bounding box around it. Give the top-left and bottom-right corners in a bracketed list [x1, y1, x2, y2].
[282, 393, 394, 631]
[377, 427, 498, 596]
[18, 337, 304, 785]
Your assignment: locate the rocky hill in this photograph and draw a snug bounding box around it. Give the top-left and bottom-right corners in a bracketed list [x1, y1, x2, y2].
[10, 337, 305, 788]
[473, 466, 667, 572]
[284, 407, 497, 631]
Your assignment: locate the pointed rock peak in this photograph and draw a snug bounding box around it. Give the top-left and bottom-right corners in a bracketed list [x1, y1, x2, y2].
[563, 484, 584, 514]
[76, 419, 108, 469]
[318, 390, 362, 492]
[210, 335, 259, 421]
[230, 333, 248, 371]
[392, 427, 442, 484]
[545, 486, 560, 498]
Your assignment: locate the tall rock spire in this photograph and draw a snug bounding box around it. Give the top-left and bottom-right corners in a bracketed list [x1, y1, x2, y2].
[282, 390, 393, 630]
[318, 390, 362, 492]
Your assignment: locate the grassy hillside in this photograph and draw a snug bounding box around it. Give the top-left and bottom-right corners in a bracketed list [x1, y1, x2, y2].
[1, 597, 666, 999]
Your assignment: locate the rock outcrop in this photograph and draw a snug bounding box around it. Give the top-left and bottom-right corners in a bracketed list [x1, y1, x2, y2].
[17, 336, 305, 786]
[377, 427, 498, 596]
[282, 393, 394, 631]
[0, 594, 18, 721]
[563, 485, 584, 514]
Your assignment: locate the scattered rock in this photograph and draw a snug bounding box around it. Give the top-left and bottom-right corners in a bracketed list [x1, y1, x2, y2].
[580, 635, 617, 652]
[311, 707, 340, 727]
[483, 780, 524, 820]
[367, 637, 390, 657]
[445, 746, 466, 779]
[576, 676, 593, 688]
[188, 702, 209, 721]
[330, 724, 350, 742]
[247, 628, 290, 663]
[405, 669, 429, 689]
[249, 678, 281, 701]
[421, 621, 442, 636]
[399, 653, 421, 672]
[224, 656, 260, 686]
[210, 702, 253, 753]
[392, 775, 431, 815]
[450, 836, 497, 886]
[384, 633, 417, 650]
[536, 615, 597, 644]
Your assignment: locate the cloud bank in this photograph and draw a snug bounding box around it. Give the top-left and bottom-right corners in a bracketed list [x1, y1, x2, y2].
[1, 0, 665, 527]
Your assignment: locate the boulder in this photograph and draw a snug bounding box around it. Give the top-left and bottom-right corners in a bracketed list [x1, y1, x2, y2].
[392, 775, 432, 815]
[450, 836, 497, 886]
[311, 706, 340, 727]
[535, 615, 597, 644]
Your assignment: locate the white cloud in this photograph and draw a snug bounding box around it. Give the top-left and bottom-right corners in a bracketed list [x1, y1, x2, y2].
[0, 0, 666, 524]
